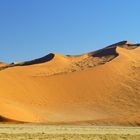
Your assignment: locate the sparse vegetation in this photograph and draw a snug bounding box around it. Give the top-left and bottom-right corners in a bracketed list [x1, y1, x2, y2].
[0, 124, 139, 140]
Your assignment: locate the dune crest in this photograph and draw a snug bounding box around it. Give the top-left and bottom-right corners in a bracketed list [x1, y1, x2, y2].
[0, 41, 140, 125]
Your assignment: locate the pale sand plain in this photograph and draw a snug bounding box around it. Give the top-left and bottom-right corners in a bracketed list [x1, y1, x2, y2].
[0, 124, 140, 140]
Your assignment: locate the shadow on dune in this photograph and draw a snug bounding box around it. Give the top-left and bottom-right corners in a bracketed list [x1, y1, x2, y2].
[92, 47, 118, 58]
[91, 40, 140, 58]
[0, 53, 55, 71]
[0, 115, 22, 123]
[15, 53, 55, 66]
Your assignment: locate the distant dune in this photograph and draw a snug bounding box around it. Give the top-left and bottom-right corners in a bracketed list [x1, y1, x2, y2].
[0, 62, 7, 67]
[0, 41, 140, 125]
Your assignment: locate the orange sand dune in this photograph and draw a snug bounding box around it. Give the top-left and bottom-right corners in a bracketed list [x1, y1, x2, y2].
[0, 41, 140, 125]
[0, 62, 7, 67]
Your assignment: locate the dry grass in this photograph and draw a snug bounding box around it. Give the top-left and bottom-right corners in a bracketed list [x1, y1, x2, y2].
[0, 124, 140, 140]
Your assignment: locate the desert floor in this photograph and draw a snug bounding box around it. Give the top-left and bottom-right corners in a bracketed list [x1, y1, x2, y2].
[0, 124, 140, 140]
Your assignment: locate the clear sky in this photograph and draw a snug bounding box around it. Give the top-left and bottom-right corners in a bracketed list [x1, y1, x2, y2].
[0, 0, 140, 63]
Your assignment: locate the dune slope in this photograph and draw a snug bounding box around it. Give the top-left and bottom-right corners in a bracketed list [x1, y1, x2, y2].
[0, 41, 140, 125]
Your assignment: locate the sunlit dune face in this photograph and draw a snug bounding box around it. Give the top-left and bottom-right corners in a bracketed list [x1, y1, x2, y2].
[0, 41, 140, 125]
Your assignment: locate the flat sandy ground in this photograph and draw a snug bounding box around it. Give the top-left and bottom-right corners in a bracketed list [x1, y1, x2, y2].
[0, 124, 140, 140]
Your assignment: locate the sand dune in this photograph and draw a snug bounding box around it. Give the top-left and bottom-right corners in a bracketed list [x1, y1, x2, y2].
[0, 41, 140, 125]
[0, 62, 7, 67]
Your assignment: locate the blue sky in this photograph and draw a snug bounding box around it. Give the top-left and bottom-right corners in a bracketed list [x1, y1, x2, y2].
[0, 0, 140, 63]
